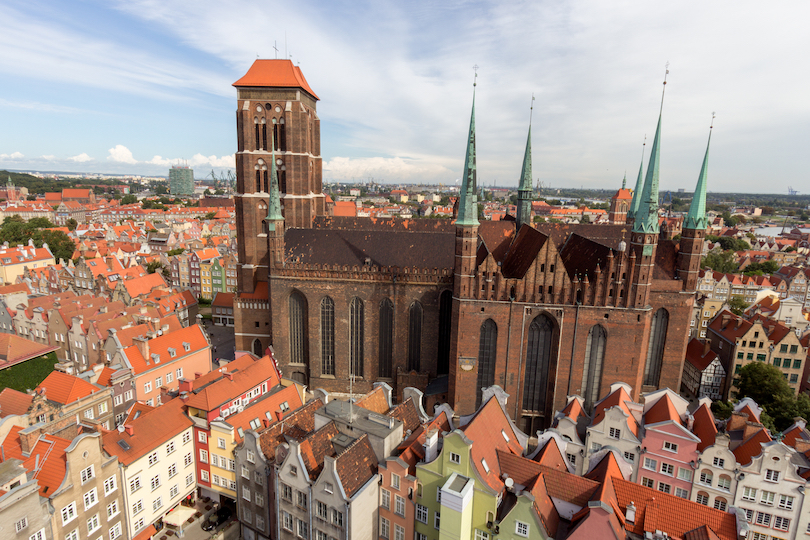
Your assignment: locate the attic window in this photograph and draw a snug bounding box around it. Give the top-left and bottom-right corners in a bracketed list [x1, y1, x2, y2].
[501, 430, 510, 443]
[481, 458, 490, 473]
[168, 348, 176, 358]
[151, 353, 160, 364]
[183, 342, 191, 352]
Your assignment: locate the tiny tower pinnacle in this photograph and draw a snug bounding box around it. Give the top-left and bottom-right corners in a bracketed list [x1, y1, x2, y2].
[266, 133, 286, 268]
[627, 136, 646, 223]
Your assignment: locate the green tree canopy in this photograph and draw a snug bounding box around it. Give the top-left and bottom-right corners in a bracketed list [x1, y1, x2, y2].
[702, 251, 738, 274]
[203, 211, 217, 220]
[121, 194, 138, 205]
[728, 295, 749, 316]
[65, 218, 78, 231]
[0, 217, 74, 263]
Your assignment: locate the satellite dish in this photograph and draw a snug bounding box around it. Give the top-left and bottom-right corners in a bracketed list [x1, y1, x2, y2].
[504, 477, 514, 489]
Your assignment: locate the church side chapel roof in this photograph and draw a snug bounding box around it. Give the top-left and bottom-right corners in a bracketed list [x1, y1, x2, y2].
[559, 233, 615, 281]
[500, 225, 549, 279]
[284, 228, 455, 269]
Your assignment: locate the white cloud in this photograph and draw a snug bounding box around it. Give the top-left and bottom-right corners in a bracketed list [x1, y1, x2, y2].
[0, 152, 24, 160]
[68, 153, 93, 162]
[107, 145, 138, 164]
[324, 156, 453, 184]
[189, 153, 235, 169]
[40, 155, 56, 161]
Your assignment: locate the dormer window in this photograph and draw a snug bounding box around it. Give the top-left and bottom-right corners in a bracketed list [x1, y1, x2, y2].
[168, 348, 176, 358]
[151, 353, 160, 364]
[182, 342, 191, 352]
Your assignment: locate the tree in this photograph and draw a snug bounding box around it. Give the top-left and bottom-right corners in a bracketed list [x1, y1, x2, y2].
[146, 261, 164, 274]
[721, 211, 737, 227]
[203, 211, 217, 220]
[166, 248, 185, 256]
[121, 194, 137, 205]
[728, 295, 749, 315]
[736, 362, 793, 413]
[27, 217, 54, 229]
[580, 214, 591, 224]
[702, 251, 738, 274]
[65, 218, 78, 231]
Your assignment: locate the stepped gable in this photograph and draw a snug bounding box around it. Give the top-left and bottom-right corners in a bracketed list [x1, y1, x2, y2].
[501, 225, 549, 279]
[284, 227, 455, 269]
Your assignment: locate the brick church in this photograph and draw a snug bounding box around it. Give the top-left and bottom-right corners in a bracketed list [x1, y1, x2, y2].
[232, 60, 711, 433]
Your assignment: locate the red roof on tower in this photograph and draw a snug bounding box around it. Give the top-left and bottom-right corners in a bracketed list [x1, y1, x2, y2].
[233, 59, 319, 100]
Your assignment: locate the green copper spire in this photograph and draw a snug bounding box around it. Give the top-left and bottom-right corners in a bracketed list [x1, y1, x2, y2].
[266, 135, 284, 224]
[627, 137, 646, 221]
[621, 173, 627, 190]
[517, 98, 534, 227]
[456, 78, 479, 227]
[684, 115, 714, 231]
[633, 70, 668, 235]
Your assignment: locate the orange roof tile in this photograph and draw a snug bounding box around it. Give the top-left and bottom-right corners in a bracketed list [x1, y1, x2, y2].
[532, 437, 568, 471]
[0, 334, 58, 368]
[354, 386, 389, 415]
[0, 387, 33, 417]
[123, 272, 167, 298]
[103, 397, 192, 465]
[592, 386, 639, 437]
[233, 59, 319, 99]
[259, 399, 324, 461]
[35, 371, 100, 405]
[691, 402, 718, 452]
[643, 394, 681, 426]
[184, 354, 279, 411]
[122, 324, 209, 376]
[732, 427, 772, 466]
[1, 425, 71, 496]
[498, 450, 600, 506]
[227, 384, 304, 444]
[335, 434, 378, 498]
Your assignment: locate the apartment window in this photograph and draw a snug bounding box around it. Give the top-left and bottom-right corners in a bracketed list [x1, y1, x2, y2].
[742, 486, 757, 501]
[125, 390, 133, 401]
[255, 472, 263, 485]
[332, 509, 344, 528]
[242, 486, 251, 502]
[380, 517, 390, 539]
[712, 457, 725, 468]
[166, 373, 173, 384]
[699, 470, 712, 486]
[675, 487, 689, 498]
[778, 494, 794, 510]
[107, 499, 119, 520]
[641, 477, 654, 488]
[713, 497, 727, 511]
[660, 463, 674, 476]
[282, 512, 293, 531]
[144, 382, 152, 393]
[773, 516, 790, 531]
[198, 431, 207, 443]
[296, 490, 307, 509]
[677, 468, 692, 481]
[755, 511, 771, 527]
[84, 488, 98, 510]
[395, 495, 406, 516]
[168, 463, 177, 478]
[98, 402, 108, 415]
[609, 427, 621, 439]
[201, 470, 209, 482]
[449, 452, 461, 464]
[381, 488, 390, 509]
[133, 518, 145, 533]
[281, 483, 292, 501]
[132, 500, 143, 515]
[643, 457, 657, 471]
[152, 497, 163, 512]
[657, 482, 671, 494]
[434, 512, 441, 530]
[15, 517, 28, 533]
[150, 474, 161, 491]
[760, 491, 775, 505]
[663, 441, 678, 452]
[394, 524, 405, 540]
[129, 476, 141, 493]
[696, 492, 709, 505]
[515, 521, 529, 538]
[104, 475, 117, 495]
[567, 453, 577, 465]
[391, 474, 401, 490]
[148, 451, 159, 466]
[474, 531, 489, 540]
[199, 450, 208, 463]
[108, 523, 122, 540]
[416, 504, 428, 524]
[717, 475, 731, 491]
[246, 449, 255, 463]
[184, 453, 193, 467]
[81, 465, 94, 483]
[297, 518, 309, 539]
[218, 437, 226, 449]
[170, 484, 179, 498]
[765, 469, 780, 482]
[166, 441, 175, 454]
[185, 474, 194, 487]
[177, 368, 183, 379]
[65, 530, 79, 540]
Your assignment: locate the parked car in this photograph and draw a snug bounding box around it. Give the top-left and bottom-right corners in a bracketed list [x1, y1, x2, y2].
[201, 507, 233, 531]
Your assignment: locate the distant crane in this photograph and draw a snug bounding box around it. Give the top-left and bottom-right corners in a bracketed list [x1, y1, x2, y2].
[788, 186, 800, 195]
[659, 190, 673, 216]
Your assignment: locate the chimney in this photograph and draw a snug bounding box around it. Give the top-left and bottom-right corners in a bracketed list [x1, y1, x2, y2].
[423, 427, 439, 463]
[124, 425, 134, 436]
[132, 336, 149, 361]
[195, 372, 202, 379]
[178, 379, 193, 393]
[224, 372, 233, 381]
[703, 341, 711, 357]
[722, 314, 731, 327]
[276, 411, 283, 422]
[625, 501, 636, 524]
[686, 414, 695, 431]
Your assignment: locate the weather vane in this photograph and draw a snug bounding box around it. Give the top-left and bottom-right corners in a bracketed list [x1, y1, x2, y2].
[710, 112, 716, 129]
[473, 64, 479, 87]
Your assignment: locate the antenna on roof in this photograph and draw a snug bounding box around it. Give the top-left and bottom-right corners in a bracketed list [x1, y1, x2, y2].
[273, 41, 279, 59]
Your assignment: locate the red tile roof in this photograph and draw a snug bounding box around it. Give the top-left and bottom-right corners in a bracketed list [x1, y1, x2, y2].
[35, 371, 100, 405]
[462, 396, 525, 492]
[122, 324, 209, 376]
[732, 426, 772, 466]
[685, 338, 720, 372]
[354, 386, 389, 414]
[0, 334, 58, 368]
[335, 434, 378, 498]
[498, 450, 600, 506]
[592, 385, 639, 437]
[691, 402, 718, 452]
[532, 437, 568, 471]
[643, 393, 681, 426]
[0, 387, 33, 417]
[227, 384, 304, 444]
[1, 425, 71, 496]
[259, 399, 324, 461]
[123, 272, 167, 298]
[103, 397, 192, 465]
[184, 354, 279, 411]
[233, 59, 319, 100]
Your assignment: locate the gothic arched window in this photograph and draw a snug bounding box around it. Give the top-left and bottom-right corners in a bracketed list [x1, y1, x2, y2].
[476, 319, 497, 409]
[252, 338, 262, 357]
[644, 308, 669, 386]
[320, 297, 335, 376]
[581, 325, 607, 410]
[437, 290, 452, 375]
[407, 301, 423, 372]
[378, 298, 394, 378]
[289, 291, 308, 368]
[523, 315, 554, 413]
[350, 297, 364, 378]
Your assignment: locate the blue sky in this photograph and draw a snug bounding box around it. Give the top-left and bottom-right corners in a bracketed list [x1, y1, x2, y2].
[1, 0, 809, 192]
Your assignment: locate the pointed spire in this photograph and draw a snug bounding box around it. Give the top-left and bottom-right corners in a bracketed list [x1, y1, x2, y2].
[517, 96, 534, 228]
[684, 114, 714, 231]
[628, 136, 646, 221]
[456, 72, 479, 227]
[633, 66, 669, 235]
[266, 134, 284, 223]
[621, 172, 627, 190]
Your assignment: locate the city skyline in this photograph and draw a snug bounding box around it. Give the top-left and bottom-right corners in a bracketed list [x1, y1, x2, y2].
[2, 0, 809, 192]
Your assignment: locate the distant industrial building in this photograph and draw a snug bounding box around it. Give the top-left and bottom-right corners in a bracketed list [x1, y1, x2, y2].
[169, 165, 194, 196]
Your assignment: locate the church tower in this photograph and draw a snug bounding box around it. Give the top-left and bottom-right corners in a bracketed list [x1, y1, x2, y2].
[678, 117, 713, 291]
[608, 174, 633, 225]
[630, 74, 667, 308]
[266, 136, 286, 270]
[453, 85, 480, 299]
[232, 60, 325, 352]
[516, 114, 533, 228]
[626, 138, 646, 224]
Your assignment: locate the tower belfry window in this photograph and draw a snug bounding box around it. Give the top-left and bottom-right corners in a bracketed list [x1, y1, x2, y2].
[254, 117, 260, 150]
[261, 119, 267, 150]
